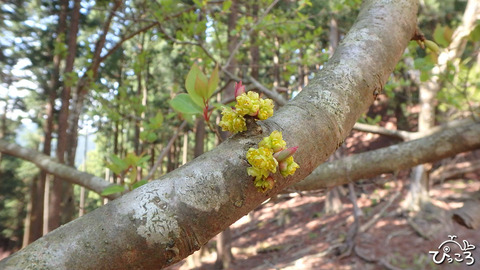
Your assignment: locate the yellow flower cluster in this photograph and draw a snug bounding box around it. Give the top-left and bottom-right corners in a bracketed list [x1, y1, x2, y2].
[258, 98, 274, 120]
[246, 147, 277, 181]
[247, 131, 299, 192]
[219, 90, 274, 133]
[218, 107, 246, 133]
[259, 130, 286, 152]
[236, 91, 260, 116]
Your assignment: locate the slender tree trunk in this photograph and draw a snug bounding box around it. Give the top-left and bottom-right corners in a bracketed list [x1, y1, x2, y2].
[0, 83, 8, 165]
[406, 0, 479, 211]
[324, 15, 343, 214]
[249, 3, 259, 80]
[272, 36, 280, 90]
[49, 0, 81, 232]
[215, 0, 239, 267]
[134, 35, 145, 157]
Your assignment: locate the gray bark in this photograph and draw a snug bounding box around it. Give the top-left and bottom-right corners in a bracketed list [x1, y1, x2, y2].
[0, 1, 418, 268]
[293, 121, 480, 191]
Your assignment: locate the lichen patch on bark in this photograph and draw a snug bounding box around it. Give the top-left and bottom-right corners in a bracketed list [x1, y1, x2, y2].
[131, 181, 179, 246]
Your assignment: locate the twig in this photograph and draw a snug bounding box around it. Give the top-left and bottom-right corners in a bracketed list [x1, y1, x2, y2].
[359, 191, 400, 233]
[406, 217, 431, 240]
[145, 120, 187, 180]
[206, 120, 223, 142]
[354, 246, 403, 270]
[353, 122, 411, 141]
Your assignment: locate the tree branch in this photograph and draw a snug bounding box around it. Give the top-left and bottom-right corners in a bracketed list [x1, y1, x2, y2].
[293, 121, 480, 191]
[352, 122, 411, 140]
[0, 1, 418, 268]
[99, 22, 159, 63]
[0, 139, 118, 200]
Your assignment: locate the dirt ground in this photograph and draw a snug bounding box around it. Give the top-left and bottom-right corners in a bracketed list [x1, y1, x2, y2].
[167, 168, 480, 270]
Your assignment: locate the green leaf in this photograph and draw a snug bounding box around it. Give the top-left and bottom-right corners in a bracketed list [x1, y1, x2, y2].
[106, 163, 122, 175]
[146, 132, 157, 142]
[469, 24, 480, 42]
[132, 180, 148, 190]
[101, 185, 125, 196]
[151, 112, 164, 129]
[222, 0, 232, 12]
[185, 63, 206, 107]
[137, 155, 151, 167]
[433, 25, 448, 47]
[166, 112, 177, 119]
[110, 154, 128, 171]
[194, 74, 208, 100]
[420, 70, 430, 82]
[207, 65, 219, 98]
[170, 93, 203, 115]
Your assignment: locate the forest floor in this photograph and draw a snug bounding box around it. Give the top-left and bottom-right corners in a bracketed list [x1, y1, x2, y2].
[167, 162, 480, 270]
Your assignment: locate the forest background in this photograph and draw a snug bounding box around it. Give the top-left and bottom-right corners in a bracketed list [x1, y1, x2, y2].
[0, 0, 479, 269]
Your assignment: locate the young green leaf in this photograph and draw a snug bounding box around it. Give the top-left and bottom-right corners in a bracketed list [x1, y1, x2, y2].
[433, 25, 449, 47]
[151, 112, 164, 128]
[207, 65, 219, 98]
[170, 93, 203, 114]
[185, 63, 206, 107]
[132, 180, 148, 190]
[101, 185, 125, 196]
[106, 163, 123, 175]
[194, 74, 209, 100]
[110, 154, 128, 171]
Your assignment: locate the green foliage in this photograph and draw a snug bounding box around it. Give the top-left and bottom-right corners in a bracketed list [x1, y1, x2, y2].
[140, 112, 164, 143]
[53, 33, 67, 58]
[469, 23, 480, 42]
[413, 57, 436, 82]
[101, 185, 125, 196]
[184, 63, 219, 108]
[104, 152, 151, 196]
[170, 93, 203, 115]
[358, 114, 382, 125]
[433, 25, 452, 47]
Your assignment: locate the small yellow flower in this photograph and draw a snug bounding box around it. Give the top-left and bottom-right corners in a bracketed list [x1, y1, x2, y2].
[257, 98, 274, 120]
[254, 176, 275, 192]
[236, 91, 260, 116]
[246, 147, 278, 173]
[219, 107, 246, 133]
[258, 130, 286, 152]
[247, 166, 269, 181]
[280, 156, 300, 177]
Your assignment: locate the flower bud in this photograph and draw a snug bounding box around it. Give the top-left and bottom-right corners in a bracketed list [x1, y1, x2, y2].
[274, 146, 298, 162]
[234, 81, 246, 98]
[279, 156, 300, 177]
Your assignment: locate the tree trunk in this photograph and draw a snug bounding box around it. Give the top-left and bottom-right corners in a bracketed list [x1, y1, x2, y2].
[249, 2, 259, 80]
[323, 15, 343, 214]
[49, 0, 81, 232]
[0, 1, 419, 268]
[215, 0, 240, 267]
[406, 0, 479, 211]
